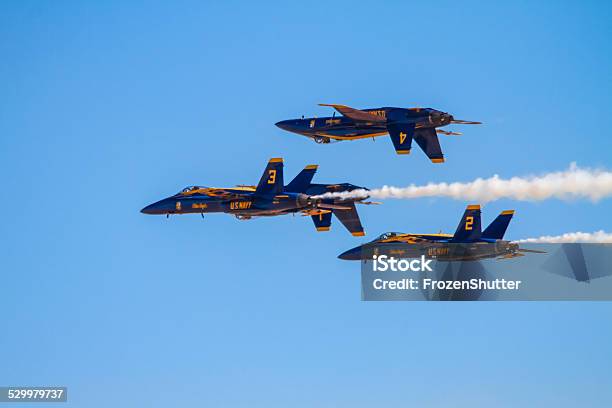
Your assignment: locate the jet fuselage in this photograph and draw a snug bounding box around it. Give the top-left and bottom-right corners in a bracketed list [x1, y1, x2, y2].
[339, 237, 520, 261]
[141, 189, 311, 218]
[276, 107, 453, 142]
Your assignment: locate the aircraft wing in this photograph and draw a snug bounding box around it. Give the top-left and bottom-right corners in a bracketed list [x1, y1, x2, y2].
[184, 187, 247, 199]
[382, 233, 451, 244]
[332, 202, 365, 237]
[319, 104, 386, 123]
[391, 234, 429, 244]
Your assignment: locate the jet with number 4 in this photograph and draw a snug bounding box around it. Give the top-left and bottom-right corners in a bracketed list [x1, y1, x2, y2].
[338, 205, 544, 260]
[276, 104, 481, 163]
[141, 158, 377, 236]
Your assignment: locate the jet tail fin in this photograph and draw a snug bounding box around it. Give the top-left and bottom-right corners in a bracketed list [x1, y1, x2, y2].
[387, 124, 445, 163]
[452, 205, 482, 242]
[285, 164, 317, 193]
[332, 202, 365, 237]
[255, 158, 284, 199]
[387, 123, 415, 155]
[482, 210, 514, 240]
[414, 128, 445, 163]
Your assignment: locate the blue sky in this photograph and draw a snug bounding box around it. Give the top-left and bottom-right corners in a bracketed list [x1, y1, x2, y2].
[1, 1, 611, 406]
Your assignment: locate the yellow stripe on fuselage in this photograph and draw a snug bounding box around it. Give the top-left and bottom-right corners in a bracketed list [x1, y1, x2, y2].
[314, 131, 389, 140]
[381, 233, 453, 243]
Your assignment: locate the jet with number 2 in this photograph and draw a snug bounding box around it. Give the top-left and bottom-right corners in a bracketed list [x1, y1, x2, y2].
[276, 104, 481, 163]
[338, 205, 544, 260]
[141, 158, 378, 236]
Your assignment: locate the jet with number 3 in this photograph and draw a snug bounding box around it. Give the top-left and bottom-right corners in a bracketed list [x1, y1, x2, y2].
[141, 158, 378, 236]
[276, 104, 481, 163]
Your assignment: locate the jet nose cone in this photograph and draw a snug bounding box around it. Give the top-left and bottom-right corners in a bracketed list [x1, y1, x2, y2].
[141, 198, 172, 215]
[338, 246, 362, 261]
[276, 119, 302, 132]
[140, 203, 156, 214]
[275, 120, 291, 130]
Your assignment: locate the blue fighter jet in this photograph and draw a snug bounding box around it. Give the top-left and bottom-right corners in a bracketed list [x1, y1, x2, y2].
[338, 205, 543, 260]
[141, 158, 377, 236]
[276, 104, 481, 163]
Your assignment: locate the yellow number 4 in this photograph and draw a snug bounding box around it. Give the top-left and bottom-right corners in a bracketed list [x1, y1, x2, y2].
[267, 169, 277, 184]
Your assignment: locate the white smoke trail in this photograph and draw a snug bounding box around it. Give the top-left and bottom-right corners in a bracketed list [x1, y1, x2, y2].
[517, 230, 612, 243]
[313, 163, 612, 203]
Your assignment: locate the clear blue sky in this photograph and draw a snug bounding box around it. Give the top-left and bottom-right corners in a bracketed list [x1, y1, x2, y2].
[1, 1, 611, 406]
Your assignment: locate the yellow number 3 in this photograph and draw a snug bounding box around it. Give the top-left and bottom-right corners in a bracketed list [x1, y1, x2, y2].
[465, 216, 474, 231]
[267, 169, 277, 184]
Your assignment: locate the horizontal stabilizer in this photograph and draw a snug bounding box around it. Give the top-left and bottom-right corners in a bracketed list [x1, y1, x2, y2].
[319, 104, 385, 123]
[332, 202, 365, 237]
[451, 119, 482, 125]
[312, 212, 332, 232]
[482, 210, 514, 240]
[518, 248, 547, 254]
[317, 202, 352, 211]
[436, 129, 462, 136]
[452, 204, 482, 242]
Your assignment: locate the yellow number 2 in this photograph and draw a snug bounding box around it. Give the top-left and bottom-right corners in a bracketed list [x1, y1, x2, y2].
[267, 169, 277, 184]
[465, 216, 474, 231]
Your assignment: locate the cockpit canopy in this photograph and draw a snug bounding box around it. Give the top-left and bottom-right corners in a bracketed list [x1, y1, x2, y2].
[377, 232, 402, 241]
[178, 186, 207, 195]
